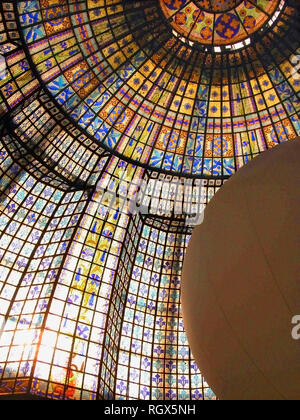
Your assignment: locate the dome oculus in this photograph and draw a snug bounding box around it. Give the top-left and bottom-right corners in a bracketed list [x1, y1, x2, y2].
[159, 0, 282, 47]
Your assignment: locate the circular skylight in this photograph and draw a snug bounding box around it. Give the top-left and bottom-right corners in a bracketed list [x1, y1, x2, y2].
[160, 0, 283, 47]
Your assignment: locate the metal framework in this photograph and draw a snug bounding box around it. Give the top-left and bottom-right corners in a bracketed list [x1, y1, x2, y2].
[0, 0, 298, 400]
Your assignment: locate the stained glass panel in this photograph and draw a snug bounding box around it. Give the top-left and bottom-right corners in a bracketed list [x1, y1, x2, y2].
[0, 0, 298, 400]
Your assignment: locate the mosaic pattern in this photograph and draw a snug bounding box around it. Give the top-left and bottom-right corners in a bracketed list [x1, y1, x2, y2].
[10, 0, 298, 177]
[160, 0, 282, 46]
[0, 0, 298, 401]
[0, 148, 221, 400]
[114, 216, 214, 400]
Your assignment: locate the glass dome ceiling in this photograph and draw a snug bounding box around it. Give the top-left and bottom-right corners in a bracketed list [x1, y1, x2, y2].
[0, 0, 298, 401]
[160, 0, 283, 47]
[14, 0, 299, 178]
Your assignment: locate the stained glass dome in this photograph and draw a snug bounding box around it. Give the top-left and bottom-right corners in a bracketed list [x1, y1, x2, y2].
[160, 0, 283, 47]
[0, 0, 298, 400]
